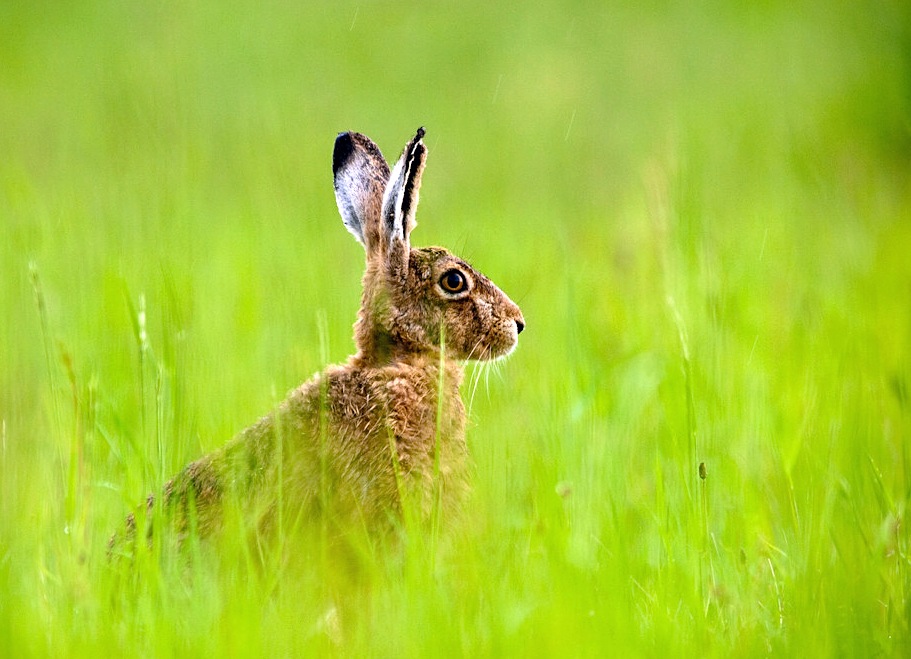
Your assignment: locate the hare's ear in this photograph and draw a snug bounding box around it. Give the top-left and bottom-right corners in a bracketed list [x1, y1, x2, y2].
[333, 132, 391, 253]
[381, 127, 427, 251]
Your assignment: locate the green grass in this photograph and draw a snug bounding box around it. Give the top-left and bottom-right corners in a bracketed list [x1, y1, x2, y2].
[2, 0, 910, 655]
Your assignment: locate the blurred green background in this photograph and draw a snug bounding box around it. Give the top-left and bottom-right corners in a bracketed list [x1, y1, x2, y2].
[1, 0, 910, 655]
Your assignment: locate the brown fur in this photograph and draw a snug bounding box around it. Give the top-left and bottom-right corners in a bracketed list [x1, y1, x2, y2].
[111, 128, 524, 554]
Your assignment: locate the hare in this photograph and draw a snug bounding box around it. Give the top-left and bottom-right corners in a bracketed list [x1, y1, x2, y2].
[112, 128, 524, 553]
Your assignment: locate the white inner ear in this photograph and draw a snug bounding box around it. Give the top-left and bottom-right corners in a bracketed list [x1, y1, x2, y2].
[334, 168, 368, 246]
[381, 156, 407, 245]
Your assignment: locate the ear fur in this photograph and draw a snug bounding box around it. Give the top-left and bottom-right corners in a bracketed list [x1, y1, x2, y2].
[333, 132, 391, 252]
[381, 127, 427, 250]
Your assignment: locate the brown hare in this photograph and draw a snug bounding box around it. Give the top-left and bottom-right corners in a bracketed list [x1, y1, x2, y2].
[112, 128, 524, 553]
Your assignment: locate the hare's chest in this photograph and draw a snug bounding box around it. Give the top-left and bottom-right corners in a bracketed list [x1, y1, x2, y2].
[381, 374, 468, 504]
[320, 363, 465, 472]
[382, 371, 463, 446]
[382, 376, 440, 450]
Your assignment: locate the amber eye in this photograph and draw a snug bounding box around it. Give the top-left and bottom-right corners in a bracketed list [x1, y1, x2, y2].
[439, 269, 468, 294]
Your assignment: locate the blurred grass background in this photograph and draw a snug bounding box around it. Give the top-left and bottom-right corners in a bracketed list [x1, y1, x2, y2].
[1, 0, 910, 655]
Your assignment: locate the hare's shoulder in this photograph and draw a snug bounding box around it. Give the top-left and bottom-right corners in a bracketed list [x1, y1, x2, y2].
[280, 358, 461, 443]
[284, 358, 452, 410]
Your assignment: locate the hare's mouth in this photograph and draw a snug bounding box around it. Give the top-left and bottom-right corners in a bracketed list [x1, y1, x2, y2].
[475, 339, 519, 364]
[465, 318, 521, 362]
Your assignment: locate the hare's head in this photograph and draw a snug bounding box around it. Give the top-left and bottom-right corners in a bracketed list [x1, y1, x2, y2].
[333, 128, 524, 365]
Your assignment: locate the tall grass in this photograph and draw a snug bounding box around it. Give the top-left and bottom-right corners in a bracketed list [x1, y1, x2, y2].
[2, 0, 910, 655]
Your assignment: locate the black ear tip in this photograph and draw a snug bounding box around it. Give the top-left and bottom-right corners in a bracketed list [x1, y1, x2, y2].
[333, 132, 355, 175]
[415, 126, 426, 141]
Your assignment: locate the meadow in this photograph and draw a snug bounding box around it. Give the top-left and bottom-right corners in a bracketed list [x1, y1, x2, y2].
[1, 0, 909, 655]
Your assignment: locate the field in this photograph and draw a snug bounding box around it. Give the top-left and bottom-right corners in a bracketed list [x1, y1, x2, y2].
[2, 0, 910, 656]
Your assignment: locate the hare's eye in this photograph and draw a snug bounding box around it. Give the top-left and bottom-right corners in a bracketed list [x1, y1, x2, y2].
[440, 269, 468, 294]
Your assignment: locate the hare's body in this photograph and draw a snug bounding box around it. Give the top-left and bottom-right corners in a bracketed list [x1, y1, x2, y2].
[114, 128, 523, 551]
[152, 357, 466, 542]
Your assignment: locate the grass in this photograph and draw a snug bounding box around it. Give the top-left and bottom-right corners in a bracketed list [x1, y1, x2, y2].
[2, 0, 910, 655]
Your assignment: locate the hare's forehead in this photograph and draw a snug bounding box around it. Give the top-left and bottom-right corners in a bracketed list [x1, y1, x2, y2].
[409, 247, 468, 279]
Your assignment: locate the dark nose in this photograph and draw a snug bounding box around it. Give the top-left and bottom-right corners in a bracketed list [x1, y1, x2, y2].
[515, 319, 525, 334]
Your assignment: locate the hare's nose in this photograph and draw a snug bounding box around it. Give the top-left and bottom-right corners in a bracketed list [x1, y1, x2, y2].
[515, 319, 525, 334]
